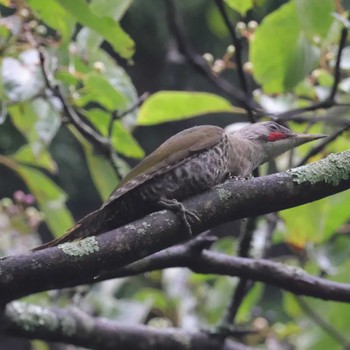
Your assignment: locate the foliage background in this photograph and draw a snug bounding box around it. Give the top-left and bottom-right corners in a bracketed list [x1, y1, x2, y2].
[1, 0, 350, 349]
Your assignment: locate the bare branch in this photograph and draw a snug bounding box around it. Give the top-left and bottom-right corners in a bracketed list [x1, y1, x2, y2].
[3, 302, 252, 350]
[37, 49, 125, 178]
[91, 238, 350, 304]
[218, 218, 256, 330]
[38, 51, 107, 148]
[213, 1, 253, 120]
[165, 0, 258, 115]
[329, 22, 348, 101]
[297, 123, 350, 166]
[108, 92, 149, 139]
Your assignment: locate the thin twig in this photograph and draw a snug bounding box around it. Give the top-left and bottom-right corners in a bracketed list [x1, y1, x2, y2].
[38, 51, 105, 143]
[165, 0, 259, 114]
[297, 123, 350, 166]
[4, 302, 251, 350]
[329, 23, 348, 100]
[108, 92, 149, 139]
[214, 0, 254, 122]
[37, 49, 125, 179]
[219, 218, 257, 329]
[219, 280, 251, 331]
[225, 214, 280, 319]
[278, 110, 350, 125]
[218, 214, 280, 329]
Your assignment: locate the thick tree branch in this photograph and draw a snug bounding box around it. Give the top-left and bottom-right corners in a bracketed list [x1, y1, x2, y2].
[90, 239, 350, 303]
[2, 302, 251, 350]
[0, 150, 350, 303]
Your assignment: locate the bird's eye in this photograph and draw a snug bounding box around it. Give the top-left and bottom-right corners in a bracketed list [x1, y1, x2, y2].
[269, 123, 279, 131]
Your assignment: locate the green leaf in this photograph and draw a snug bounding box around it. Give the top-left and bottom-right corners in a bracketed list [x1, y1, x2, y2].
[206, 3, 231, 38]
[289, 296, 350, 350]
[294, 80, 317, 99]
[0, 101, 6, 124]
[12, 145, 57, 173]
[56, 0, 135, 59]
[201, 276, 237, 324]
[9, 98, 61, 156]
[76, 0, 132, 51]
[236, 283, 263, 322]
[133, 288, 170, 313]
[283, 293, 303, 318]
[90, 0, 131, 20]
[70, 47, 138, 128]
[111, 121, 144, 159]
[250, 1, 319, 93]
[55, 70, 80, 86]
[295, 0, 334, 39]
[83, 108, 111, 133]
[137, 91, 243, 125]
[224, 0, 253, 16]
[27, 0, 75, 42]
[84, 150, 120, 201]
[0, 14, 21, 37]
[94, 51, 139, 128]
[280, 191, 350, 247]
[0, 23, 11, 49]
[316, 69, 334, 87]
[71, 127, 123, 201]
[16, 165, 74, 238]
[84, 109, 144, 159]
[77, 73, 126, 111]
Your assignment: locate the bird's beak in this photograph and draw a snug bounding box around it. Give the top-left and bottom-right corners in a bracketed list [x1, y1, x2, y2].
[289, 132, 327, 146]
[291, 133, 327, 141]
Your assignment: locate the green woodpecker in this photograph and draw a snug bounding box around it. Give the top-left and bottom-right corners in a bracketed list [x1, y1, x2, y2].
[32, 121, 325, 251]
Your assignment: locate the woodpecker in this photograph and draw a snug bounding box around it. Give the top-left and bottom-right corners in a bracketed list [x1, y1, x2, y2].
[32, 121, 325, 251]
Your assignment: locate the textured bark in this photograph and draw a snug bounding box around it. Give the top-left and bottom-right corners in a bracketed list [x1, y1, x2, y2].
[3, 302, 251, 350]
[89, 243, 350, 303]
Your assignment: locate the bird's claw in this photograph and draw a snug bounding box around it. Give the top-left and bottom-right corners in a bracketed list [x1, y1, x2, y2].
[228, 173, 251, 180]
[183, 208, 200, 223]
[158, 198, 200, 237]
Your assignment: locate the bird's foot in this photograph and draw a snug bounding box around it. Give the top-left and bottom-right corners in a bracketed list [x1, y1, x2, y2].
[228, 173, 252, 180]
[158, 198, 199, 237]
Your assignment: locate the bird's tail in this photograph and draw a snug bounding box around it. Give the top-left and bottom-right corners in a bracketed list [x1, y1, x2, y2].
[31, 209, 102, 251]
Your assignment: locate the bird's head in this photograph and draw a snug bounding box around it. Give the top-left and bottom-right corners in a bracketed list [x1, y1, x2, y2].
[230, 121, 327, 167]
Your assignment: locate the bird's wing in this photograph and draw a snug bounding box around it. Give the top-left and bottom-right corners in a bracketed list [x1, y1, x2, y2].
[103, 125, 224, 206]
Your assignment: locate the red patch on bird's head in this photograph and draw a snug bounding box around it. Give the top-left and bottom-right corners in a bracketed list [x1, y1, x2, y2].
[267, 132, 288, 142]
